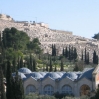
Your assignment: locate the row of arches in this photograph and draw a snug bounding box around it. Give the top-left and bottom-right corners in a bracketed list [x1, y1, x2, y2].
[26, 84, 90, 96]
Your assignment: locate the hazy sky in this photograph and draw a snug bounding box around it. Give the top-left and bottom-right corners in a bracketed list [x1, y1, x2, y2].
[0, 0, 99, 39]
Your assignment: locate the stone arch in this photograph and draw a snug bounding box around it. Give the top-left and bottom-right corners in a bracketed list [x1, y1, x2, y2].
[43, 84, 54, 95]
[61, 85, 72, 94]
[80, 84, 90, 96]
[26, 84, 36, 94]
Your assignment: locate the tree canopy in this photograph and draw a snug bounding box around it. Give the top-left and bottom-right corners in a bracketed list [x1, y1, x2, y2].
[92, 33, 99, 40]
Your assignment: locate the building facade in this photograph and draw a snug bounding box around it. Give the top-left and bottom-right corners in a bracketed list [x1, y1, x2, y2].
[13, 65, 99, 97]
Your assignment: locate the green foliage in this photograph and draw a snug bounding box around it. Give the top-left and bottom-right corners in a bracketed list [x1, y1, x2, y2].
[2, 27, 30, 50]
[92, 33, 99, 40]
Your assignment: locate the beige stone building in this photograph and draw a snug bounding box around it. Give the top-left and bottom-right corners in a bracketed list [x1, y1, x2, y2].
[13, 65, 99, 97]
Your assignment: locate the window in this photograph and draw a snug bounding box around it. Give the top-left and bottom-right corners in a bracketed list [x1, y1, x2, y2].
[44, 85, 54, 95]
[26, 85, 36, 94]
[62, 85, 72, 94]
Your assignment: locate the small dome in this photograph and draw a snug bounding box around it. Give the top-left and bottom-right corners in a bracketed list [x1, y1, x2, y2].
[12, 72, 26, 79]
[39, 72, 48, 76]
[27, 72, 43, 79]
[18, 68, 32, 74]
[44, 72, 61, 79]
[61, 72, 78, 80]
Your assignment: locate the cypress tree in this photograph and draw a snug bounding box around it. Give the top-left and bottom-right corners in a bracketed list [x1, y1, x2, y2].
[62, 48, 65, 56]
[30, 54, 33, 71]
[0, 66, 6, 99]
[74, 47, 77, 61]
[46, 64, 48, 71]
[60, 59, 64, 71]
[85, 48, 87, 63]
[93, 50, 97, 64]
[68, 45, 71, 61]
[33, 58, 36, 71]
[20, 57, 23, 68]
[52, 44, 54, 56]
[86, 52, 89, 64]
[81, 50, 83, 60]
[14, 71, 24, 99]
[96, 55, 98, 65]
[54, 65, 57, 72]
[17, 56, 20, 69]
[12, 57, 16, 72]
[49, 57, 52, 72]
[65, 46, 68, 58]
[6, 61, 13, 99]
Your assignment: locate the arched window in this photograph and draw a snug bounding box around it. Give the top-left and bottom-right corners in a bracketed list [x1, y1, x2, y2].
[44, 85, 54, 95]
[80, 84, 90, 96]
[26, 85, 36, 94]
[62, 85, 72, 94]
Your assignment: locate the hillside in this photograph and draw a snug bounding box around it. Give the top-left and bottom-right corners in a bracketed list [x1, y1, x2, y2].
[0, 14, 99, 61]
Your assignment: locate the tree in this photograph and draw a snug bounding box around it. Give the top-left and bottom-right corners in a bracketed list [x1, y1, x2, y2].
[2, 27, 30, 50]
[14, 71, 24, 99]
[86, 52, 89, 64]
[20, 57, 23, 68]
[6, 61, 13, 99]
[85, 48, 87, 63]
[33, 58, 36, 71]
[60, 59, 64, 71]
[93, 50, 97, 64]
[62, 48, 65, 56]
[95, 85, 99, 99]
[81, 50, 83, 60]
[92, 33, 99, 40]
[49, 57, 52, 72]
[65, 46, 68, 58]
[74, 47, 77, 61]
[0, 66, 6, 99]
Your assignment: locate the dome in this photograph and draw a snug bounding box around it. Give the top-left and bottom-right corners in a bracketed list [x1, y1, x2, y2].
[18, 68, 32, 74]
[44, 72, 61, 79]
[12, 72, 26, 79]
[61, 72, 78, 80]
[39, 72, 48, 76]
[27, 72, 43, 79]
[56, 72, 65, 77]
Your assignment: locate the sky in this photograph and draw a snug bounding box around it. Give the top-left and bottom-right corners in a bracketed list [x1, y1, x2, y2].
[0, 0, 99, 39]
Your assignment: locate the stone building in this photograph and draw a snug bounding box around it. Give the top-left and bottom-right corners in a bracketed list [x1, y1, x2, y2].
[12, 65, 99, 97]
